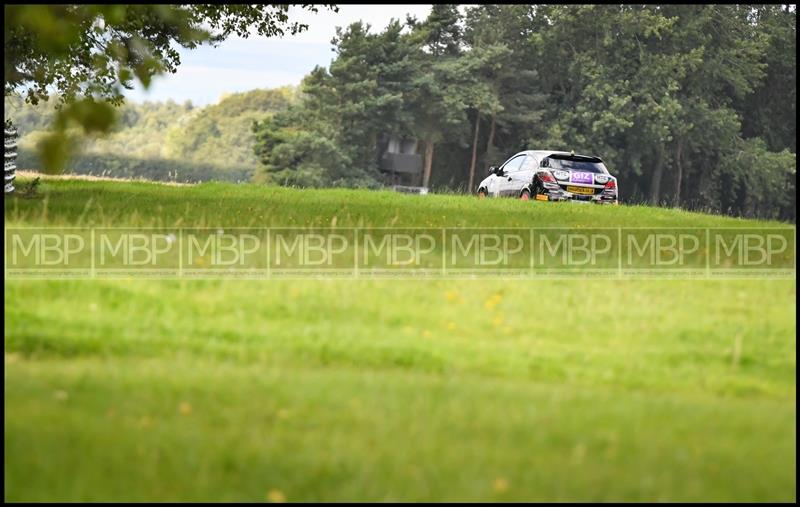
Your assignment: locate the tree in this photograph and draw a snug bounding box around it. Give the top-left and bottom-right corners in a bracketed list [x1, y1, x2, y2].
[406, 4, 463, 57]
[462, 4, 546, 191]
[252, 56, 380, 188]
[326, 20, 418, 174]
[460, 6, 506, 192]
[406, 5, 467, 188]
[738, 5, 796, 153]
[253, 17, 447, 188]
[4, 4, 336, 171]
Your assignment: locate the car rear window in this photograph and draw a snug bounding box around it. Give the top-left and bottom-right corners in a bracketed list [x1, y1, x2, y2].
[546, 155, 608, 174]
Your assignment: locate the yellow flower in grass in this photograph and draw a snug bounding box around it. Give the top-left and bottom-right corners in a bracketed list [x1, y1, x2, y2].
[484, 292, 503, 311]
[491, 315, 503, 327]
[178, 401, 192, 415]
[444, 290, 461, 303]
[267, 489, 286, 503]
[446, 321, 456, 331]
[493, 477, 509, 494]
[422, 329, 432, 338]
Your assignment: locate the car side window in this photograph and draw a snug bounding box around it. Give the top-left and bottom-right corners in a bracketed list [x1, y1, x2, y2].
[520, 156, 537, 171]
[501, 156, 525, 173]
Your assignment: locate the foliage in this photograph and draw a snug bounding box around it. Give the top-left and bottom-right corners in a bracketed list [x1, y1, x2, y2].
[6, 87, 296, 181]
[718, 137, 796, 220]
[163, 87, 296, 168]
[252, 114, 360, 187]
[252, 4, 795, 220]
[738, 5, 796, 153]
[253, 19, 426, 188]
[3, 4, 335, 171]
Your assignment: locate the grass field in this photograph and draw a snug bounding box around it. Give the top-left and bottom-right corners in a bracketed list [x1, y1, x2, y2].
[4, 176, 796, 502]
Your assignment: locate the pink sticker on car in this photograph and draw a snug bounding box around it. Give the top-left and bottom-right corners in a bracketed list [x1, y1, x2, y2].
[570, 172, 593, 184]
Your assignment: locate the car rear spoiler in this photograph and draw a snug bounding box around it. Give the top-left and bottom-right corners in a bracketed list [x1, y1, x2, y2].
[548, 154, 603, 163]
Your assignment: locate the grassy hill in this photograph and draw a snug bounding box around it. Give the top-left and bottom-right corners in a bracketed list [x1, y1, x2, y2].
[4, 176, 796, 502]
[6, 87, 296, 182]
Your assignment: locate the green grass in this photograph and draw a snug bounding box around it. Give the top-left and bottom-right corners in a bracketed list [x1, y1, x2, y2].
[6, 175, 792, 228]
[4, 176, 796, 502]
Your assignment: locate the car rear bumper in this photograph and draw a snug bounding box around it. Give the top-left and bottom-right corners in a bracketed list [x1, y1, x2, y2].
[543, 186, 617, 204]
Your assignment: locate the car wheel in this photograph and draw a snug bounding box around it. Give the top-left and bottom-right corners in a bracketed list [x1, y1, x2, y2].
[520, 189, 531, 201]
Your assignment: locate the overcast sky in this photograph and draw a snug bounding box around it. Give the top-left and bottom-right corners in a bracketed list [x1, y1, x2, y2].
[125, 5, 435, 106]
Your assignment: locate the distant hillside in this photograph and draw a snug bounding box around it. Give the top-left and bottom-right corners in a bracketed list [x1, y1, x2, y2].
[162, 88, 298, 169]
[4, 87, 297, 181]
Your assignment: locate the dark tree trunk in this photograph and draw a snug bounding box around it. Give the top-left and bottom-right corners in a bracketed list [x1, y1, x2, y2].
[485, 112, 496, 167]
[422, 140, 435, 188]
[649, 145, 665, 206]
[674, 139, 683, 207]
[467, 110, 481, 193]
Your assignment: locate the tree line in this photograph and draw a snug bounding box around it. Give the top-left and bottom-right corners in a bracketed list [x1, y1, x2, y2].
[6, 87, 295, 182]
[253, 4, 796, 220]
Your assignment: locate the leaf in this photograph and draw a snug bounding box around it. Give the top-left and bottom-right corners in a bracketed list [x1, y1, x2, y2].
[36, 131, 74, 174]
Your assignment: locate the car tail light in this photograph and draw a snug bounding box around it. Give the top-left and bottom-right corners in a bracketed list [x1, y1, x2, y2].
[605, 179, 616, 189]
[539, 171, 556, 183]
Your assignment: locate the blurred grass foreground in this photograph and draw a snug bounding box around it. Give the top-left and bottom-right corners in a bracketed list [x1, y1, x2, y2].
[3, 176, 797, 501]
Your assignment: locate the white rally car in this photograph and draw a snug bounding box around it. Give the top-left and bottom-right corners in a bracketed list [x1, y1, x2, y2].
[477, 150, 618, 204]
